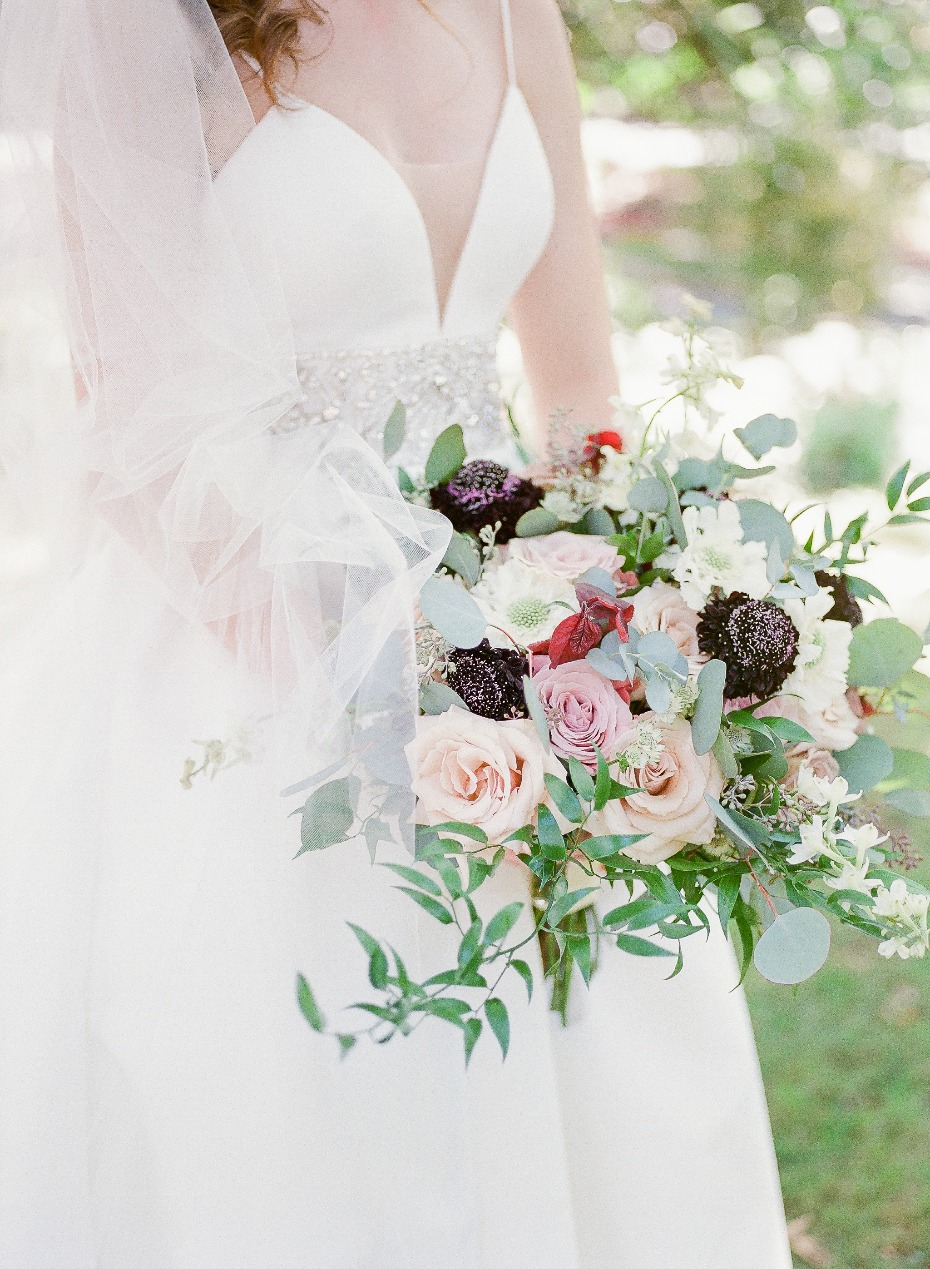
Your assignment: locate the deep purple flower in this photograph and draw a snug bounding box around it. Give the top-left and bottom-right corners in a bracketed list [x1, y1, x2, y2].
[430, 460, 543, 544]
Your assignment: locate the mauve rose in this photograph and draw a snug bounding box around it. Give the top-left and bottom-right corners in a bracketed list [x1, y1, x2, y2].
[407, 707, 560, 846]
[507, 531, 622, 581]
[587, 716, 723, 865]
[531, 655, 633, 771]
[786, 743, 841, 786]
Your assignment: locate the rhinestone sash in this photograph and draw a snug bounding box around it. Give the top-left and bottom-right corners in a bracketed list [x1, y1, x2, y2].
[272, 332, 506, 468]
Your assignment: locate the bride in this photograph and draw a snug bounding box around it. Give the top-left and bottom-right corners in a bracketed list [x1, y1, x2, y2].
[0, 1, 793, 1264]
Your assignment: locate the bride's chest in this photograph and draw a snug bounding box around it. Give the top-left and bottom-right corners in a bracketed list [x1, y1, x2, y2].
[214, 91, 554, 351]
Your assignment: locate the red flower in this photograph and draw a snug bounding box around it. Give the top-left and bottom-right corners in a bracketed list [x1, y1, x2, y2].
[588, 430, 624, 452]
[531, 583, 635, 669]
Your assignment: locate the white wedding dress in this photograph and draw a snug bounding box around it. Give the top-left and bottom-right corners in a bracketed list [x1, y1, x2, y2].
[0, 5, 792, 1266]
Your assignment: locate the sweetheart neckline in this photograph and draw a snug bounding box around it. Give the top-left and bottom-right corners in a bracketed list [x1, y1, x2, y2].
[256, 84, 536, 333]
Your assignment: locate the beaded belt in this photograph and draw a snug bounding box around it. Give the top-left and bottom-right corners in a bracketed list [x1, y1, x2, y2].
[272, 332, 506, 469]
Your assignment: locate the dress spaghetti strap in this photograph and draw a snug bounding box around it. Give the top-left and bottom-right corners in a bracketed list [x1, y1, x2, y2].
[501, 0, 517, 86]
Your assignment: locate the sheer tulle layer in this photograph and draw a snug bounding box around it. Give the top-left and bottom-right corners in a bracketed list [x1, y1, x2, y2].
[0, 534, 791, 1265]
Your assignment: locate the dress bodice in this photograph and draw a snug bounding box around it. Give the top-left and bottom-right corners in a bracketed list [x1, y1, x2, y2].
[213, 19, 554, 469]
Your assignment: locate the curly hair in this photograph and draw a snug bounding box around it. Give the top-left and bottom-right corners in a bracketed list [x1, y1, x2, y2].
[209, 2, 443, 102]
[208, 2, 328, 99]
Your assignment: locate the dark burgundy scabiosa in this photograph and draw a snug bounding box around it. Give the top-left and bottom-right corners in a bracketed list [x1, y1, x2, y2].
[697, 592, 800, 701]
[446, 639, 529, 721]
[814, 570, 864, 627]
[430, 460, 543, 544]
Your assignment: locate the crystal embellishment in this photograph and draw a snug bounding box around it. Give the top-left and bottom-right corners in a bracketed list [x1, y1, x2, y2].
[272, 332, 506, 468]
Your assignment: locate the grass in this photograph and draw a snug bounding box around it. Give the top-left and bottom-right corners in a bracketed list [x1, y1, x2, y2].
[746, 684, 930, 1268]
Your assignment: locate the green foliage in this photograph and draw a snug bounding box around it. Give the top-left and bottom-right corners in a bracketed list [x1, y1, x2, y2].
[563, 1, 929, 335]
[424, 424, 466, 486]
[419, 574, 487, 649]
[847, 618, 923, 688]
[753, 906, 832, 985]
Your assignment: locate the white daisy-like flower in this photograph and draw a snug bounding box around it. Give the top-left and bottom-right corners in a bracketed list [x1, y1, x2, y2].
[781, 588, 853, 712]
[659, 500, 769, 611]
[471, 558, 577, 649]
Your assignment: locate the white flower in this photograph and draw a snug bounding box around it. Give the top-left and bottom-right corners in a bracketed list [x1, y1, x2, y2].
[659, 500, 769, 610]
[619, 720, 666, 771]
[788, 814, 830, 866]
[874, 879, 930, 960]
[542, 489, 585, 523]
[839, 821, 888, 863]
[826, 859, 880, 896]
[471, 558, 576, 649]
[796, 763, 859, 818]
[782, 588, 853, 712]
[597, 446, 635, 511]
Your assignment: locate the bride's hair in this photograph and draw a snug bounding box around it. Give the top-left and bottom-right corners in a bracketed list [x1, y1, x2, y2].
[208, 2, 327, 94]
[209, 1, 444, 101]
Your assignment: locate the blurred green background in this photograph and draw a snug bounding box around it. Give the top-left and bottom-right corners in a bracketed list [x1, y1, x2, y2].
[561, 2, 930, 1263]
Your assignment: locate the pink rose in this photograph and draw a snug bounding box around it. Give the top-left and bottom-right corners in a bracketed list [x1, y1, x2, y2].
[530, 654, 631, 771]
[631, 580, 703, 661]
[588, 716, 723, 865]
[530, 655, 633, 771]
[507, 531, 622, 581]
[407, 707, 559, 846]
[786, 744, 841, 786]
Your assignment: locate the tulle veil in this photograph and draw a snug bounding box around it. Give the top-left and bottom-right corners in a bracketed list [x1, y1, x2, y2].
[0, 0, 450, 860]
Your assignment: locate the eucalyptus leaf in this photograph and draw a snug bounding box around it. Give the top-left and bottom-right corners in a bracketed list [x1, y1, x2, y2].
[382, 400, 407, 460]
[737, 499, 795, 559]
[441, 531, 482, 586]
[296, 776, 358, 856]
[691, 658, 726, 755]
[583, 507, 616, 535]
[847, 619, 923, 689]
[424, 424, 466, 486]
[645, 676, 672, 713]
[885, 788, 930, 817]
[516, 507, 561, 538]
[713, 729, 739, 780]
[419, 574, 486, 649]
[576, 566, 616, 595]
[523, 675, 551, 752]
[636, 630, 681, 668]
[585, 646, 634, 682]
[419, 680, 468, 715]
[835, 734, 895, 795]
[654, 461, 688, 546]
[753, 907, 831, 985]
[628, 476, 669, 514]
[735, 414, 798, 460]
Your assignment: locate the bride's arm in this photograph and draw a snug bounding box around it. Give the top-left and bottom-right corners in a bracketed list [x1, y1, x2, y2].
[507, 0, 618, 454]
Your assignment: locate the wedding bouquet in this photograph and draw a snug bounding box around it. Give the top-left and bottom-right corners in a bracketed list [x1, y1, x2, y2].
[295, 312, 930, 1062]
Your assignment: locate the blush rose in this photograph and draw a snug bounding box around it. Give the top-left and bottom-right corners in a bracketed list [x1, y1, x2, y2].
[407, 707, 560, 846]
[587, 716, 723, 865]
